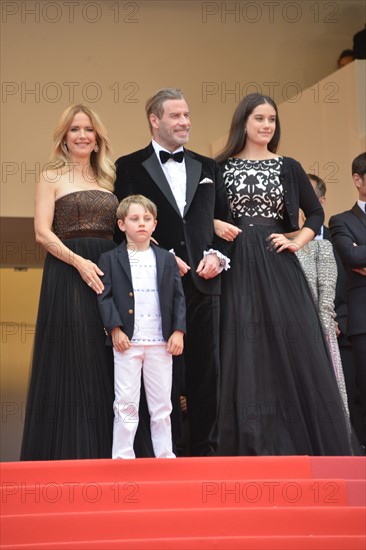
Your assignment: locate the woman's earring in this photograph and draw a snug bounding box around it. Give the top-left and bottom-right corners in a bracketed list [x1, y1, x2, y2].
[94, 144, 99, 153]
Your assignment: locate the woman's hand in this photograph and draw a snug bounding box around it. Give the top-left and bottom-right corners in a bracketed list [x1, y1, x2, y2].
[214, 219, 242, 241]
[76, 256, 105, 294]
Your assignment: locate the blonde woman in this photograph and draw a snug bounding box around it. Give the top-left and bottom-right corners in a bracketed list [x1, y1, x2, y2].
[21, 105, 118, 460]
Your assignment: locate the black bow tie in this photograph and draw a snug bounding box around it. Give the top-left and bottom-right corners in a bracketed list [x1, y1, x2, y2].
[159, 150, 184, 164]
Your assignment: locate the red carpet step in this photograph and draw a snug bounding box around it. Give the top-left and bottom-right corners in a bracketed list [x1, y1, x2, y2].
[1, 456, 365, 549]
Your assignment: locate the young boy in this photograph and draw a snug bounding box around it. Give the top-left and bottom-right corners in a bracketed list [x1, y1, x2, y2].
[98, 195, 186, 459]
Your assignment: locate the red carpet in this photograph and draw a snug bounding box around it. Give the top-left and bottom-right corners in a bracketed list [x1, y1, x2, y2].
[1, 456, 365, 549]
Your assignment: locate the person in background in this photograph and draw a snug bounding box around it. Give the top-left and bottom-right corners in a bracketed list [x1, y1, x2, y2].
[337, 49, 355, 68]
[296, 209, 349, 416]
[353, 25, 366, 59]
[330, 152, 366, 453]
[308, 173, 363, 440]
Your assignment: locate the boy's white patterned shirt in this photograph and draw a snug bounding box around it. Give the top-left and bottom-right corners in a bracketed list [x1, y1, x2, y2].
[128, 247, 164, 344]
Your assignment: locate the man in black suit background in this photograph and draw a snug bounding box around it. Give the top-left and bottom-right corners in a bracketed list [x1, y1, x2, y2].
[114, 88, 231, 456]
[329, 153, 366, 450]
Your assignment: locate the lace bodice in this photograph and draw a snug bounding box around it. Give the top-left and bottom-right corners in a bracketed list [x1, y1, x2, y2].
[223, 157, 284, 220]
[53, 190, 118, 240]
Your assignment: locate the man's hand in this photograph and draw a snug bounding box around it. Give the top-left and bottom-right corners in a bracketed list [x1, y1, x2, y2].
[352, 266, 366, 276]
[351, 243, 366, 275]
[196, 253, 221, 279]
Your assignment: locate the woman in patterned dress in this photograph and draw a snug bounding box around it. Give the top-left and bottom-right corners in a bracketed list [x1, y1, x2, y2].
[214, 94, 356, 456]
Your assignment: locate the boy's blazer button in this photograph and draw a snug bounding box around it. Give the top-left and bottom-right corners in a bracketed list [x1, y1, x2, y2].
[128, 309, 134, 314]
[180, 240, 185, 246]
[128, 292, 134, 297]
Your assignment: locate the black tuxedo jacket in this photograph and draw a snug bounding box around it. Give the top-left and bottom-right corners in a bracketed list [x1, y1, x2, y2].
[323, 225, 348, 333]
[97, 242, 186, 344]
[329, 203, 366, 336]
[114, 144, 231, 295]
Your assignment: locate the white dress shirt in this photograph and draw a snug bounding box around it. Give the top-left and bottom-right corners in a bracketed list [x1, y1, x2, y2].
[152, 140, 186, 216]
[314, 225, 324, 240]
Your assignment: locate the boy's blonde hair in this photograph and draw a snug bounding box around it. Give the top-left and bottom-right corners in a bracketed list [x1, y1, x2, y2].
[116, 195, 158, 221]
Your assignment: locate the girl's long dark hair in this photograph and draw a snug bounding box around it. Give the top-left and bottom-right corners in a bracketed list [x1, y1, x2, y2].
[216, 93, 281, 164]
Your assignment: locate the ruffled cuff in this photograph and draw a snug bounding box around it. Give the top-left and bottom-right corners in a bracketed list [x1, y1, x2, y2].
[204, 249, 231, 272]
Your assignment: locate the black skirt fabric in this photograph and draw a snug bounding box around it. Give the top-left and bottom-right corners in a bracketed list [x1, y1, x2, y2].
[218, 220, 356, 456]
[21, 237, 116, 460]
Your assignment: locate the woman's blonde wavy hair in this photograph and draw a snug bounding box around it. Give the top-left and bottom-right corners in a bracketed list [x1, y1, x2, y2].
[49, 104, 115, 191]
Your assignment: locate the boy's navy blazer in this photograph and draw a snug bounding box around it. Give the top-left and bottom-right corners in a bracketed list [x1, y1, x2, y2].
[97, 241, 186, 345]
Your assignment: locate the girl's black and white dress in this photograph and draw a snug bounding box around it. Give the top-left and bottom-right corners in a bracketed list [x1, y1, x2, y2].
[218, 157, 356, 456]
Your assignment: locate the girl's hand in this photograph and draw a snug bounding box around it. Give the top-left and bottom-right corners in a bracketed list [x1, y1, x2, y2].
[214, 219, 242, 241]
[268, 233, 301, 254]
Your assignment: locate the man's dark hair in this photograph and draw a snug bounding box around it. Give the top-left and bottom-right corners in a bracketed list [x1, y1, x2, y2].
[352, 152, 366, 176]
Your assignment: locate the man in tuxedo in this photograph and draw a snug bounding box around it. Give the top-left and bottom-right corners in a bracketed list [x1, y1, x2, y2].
[329, 153, 366, 449]
[114, 88, 231, 456]
[308, 174, 362, 439]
